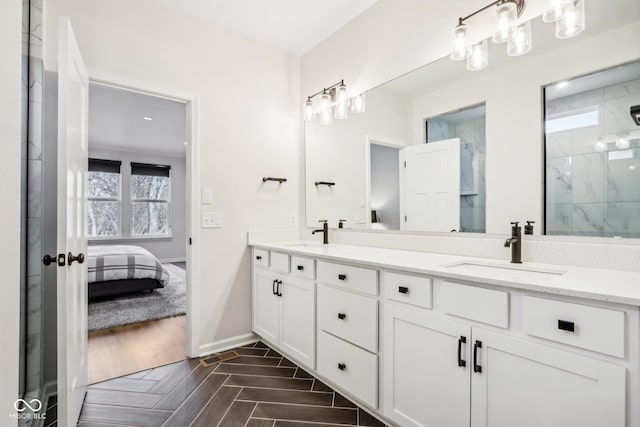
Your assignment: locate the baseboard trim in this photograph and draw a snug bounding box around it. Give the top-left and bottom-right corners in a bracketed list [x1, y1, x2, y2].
[161, 257, 186, 263]
[198, 332, 259, 357]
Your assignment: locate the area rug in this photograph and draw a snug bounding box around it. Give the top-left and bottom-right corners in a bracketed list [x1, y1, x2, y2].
[88, 263, 186, 331]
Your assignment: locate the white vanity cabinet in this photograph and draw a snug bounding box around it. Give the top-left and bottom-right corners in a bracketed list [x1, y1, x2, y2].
[252, 250, 316, 369]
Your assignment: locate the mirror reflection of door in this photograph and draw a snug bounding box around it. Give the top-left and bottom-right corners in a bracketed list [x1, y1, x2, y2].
[369, 142, 402, 230]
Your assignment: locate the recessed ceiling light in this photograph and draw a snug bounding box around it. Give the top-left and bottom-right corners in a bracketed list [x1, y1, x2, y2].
[143, 116, 153, 121]
[555, 81, 569, 89]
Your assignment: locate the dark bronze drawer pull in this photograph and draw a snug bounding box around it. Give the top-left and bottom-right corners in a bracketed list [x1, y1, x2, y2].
[398, 286, 409, 294]
[338, 313, 346, 320]
[297, 265, 304, 271]
[473, 340, 482, 374]
[338, 274, 347, 281]
[558, 320, 575, 332]
[256, 255, 262, 260]
[338, 363, 346, 371]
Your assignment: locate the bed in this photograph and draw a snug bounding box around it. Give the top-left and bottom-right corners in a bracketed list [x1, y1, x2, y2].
[87, 245, 171, 299]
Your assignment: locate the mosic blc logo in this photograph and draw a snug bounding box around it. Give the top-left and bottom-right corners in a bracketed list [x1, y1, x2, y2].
[9, 398, 47, 420]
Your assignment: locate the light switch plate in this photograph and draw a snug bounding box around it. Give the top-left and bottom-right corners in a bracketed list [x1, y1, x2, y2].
[201, 188, 213, 204]
[202, 212, 223, 228]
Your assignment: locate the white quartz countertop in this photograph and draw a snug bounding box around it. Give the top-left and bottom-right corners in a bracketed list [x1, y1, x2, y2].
[250, 241, 640, 306]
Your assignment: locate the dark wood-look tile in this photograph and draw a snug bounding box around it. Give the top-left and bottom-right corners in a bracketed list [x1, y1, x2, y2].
[265, 349, 282, 358]
[294, 368, 313, 379]
[237, 387, 334, 406]
[253, 403, 357, 424]
[77, 423, 126, 427]
[254, 341, 270, 349]
[223, 355, 282, 366]
[154, 366, 220, 410]
[124, 368, 152, 379]
[279, 358, 297, 368]
[274, 422, 345, 427]
[235, 347, 269, 357]
[225, 375, 313, 391]
[247, 419, 276, 427]
[89, 377, 157, 393]
[79, 404, 172, 426]
[215, 363, 296, 377]
[146, 359, 201, 395]
[358, 408, 387, 427]
[162, 374, 229, 426]
[334, 392, 357, 409]
[144, 359, 198, 381]
[85, 388, 163, 409]
[312, 379, 333, 393]
[218, 400, 257, 427]
[189, 386, 242, 427]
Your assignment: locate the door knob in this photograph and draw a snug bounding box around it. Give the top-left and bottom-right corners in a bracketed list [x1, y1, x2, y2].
[42, 255, 56, 266]
[68, 252, 85, 265]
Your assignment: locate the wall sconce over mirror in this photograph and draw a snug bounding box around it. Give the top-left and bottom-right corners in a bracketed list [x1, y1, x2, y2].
[304, 80, 366, 125]
[451, 0, 586, 71]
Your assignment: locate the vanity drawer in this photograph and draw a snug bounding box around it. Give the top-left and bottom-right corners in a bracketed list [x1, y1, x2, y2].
[384, 271, 432, 309]
[436, 281, 509, 328]
[254, 249, 269, 268]
[523, 296, 625, 358]
[318, 284, 378, 353]
[291, 256, 315, 280]
[317, 261, 378, 296]
[317, 330, 378, 408]
[270, 252, 290, 273]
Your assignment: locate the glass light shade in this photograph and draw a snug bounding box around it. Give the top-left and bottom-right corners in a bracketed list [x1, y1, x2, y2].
[594, 137, 607, 152]
[555, 0, 585, 39]
[492, 2, 517, 43]
[335, 101, 348, 120]
[320, 91, 331, 112]
[543, 0, 570, 22]
[507, 21, 532, 56]
[303, 100, 314, 122]
[320, 108, 333, 126]
[466, 40, 488, 71]
[450, 24, 470, 61]
[616, 132, 630, 149]
[335, 84, 348, 105]
[351, 93, 366, 113]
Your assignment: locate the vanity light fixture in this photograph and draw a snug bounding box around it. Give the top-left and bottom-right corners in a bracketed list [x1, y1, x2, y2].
[616, 132, 630, 149]
[304, 80, 366, 125]
[594, 137, 607, 152]
[451, 0, 586, 71]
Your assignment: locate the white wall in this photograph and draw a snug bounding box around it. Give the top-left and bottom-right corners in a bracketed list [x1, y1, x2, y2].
[0, 0, 23, 424]
[88, 147, 187, 261]
[44, 0, 300, 353]
[305, 88, 411, 228]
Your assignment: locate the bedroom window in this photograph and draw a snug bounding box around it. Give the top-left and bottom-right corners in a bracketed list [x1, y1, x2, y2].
[87, 158, 122, 237]
[131, 162, 171, 236]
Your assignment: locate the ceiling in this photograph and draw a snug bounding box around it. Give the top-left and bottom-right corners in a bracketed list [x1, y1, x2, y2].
[89, 84, 187, 156]
[154, 0, 379, 55]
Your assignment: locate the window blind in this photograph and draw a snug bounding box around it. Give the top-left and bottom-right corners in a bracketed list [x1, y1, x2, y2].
[88, 158, 121, 173]
[130, 162, 171, 177]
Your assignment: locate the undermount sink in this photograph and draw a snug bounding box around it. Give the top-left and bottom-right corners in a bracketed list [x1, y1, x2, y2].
[282, 242, 325, 250]
[443, 261, 567, 277]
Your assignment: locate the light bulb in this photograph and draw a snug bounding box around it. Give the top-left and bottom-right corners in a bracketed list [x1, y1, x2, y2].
[335, 101, 348, 120]
[616, 132, 630, 149]
[543, 0, 570, 22]
[492, 2, 517, 44]
[351, 93, 366, 113]
[304, 99, 314, 122]
[450, 24, 470, 61]
[320, 91, 331, 113]
[466, 40, 488, 71]
[556, 0, 585, 39]
[507, 21, 532, 56]
[335, 83, 348, 105]
[320, 108, 333, 126]
[594, 137, 606, 152]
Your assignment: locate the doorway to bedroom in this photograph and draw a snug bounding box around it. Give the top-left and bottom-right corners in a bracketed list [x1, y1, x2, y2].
[86, 82, 189, 384]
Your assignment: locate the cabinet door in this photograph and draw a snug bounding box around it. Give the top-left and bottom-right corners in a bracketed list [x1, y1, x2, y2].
[384, 303, 471, 427]
[280, 277, 315, 369]
[471, 328, 626, 427]
[253, 270, 280, 344]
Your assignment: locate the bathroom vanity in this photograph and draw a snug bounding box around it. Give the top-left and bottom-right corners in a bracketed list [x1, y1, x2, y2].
[250, 241, 640, 427]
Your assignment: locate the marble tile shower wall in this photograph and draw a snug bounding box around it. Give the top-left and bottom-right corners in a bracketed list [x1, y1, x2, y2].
[427, 118, 487, 233]
[546, 78, 640, 238]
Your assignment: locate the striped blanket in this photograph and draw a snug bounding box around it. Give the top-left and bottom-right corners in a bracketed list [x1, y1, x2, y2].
[88, 245, 170, 285]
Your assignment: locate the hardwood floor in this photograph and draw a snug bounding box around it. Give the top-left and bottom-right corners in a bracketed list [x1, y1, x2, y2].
[71, 341, 388, 427]
[88, 315, 186, 384]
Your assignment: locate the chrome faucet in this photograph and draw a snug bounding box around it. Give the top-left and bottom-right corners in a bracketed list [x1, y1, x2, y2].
[312, 220, 329, 244]
[504, 221, 522, 264]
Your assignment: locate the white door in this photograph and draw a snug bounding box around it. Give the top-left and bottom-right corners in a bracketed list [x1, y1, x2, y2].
[280, 277, 315, 369]
[253, 270, 280, 344]
[471, 328, 626, 427]
[57, 18, 89, 427]
[383, 303, 471, 427]
[401, 139, 460, 232]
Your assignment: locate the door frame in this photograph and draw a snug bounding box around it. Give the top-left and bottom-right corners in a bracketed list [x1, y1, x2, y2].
[364, 135, 406, 229]
[87, 70, 201, 358]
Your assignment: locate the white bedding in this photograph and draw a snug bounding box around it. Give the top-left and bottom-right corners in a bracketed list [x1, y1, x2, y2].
[87, 245, 170, 285]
